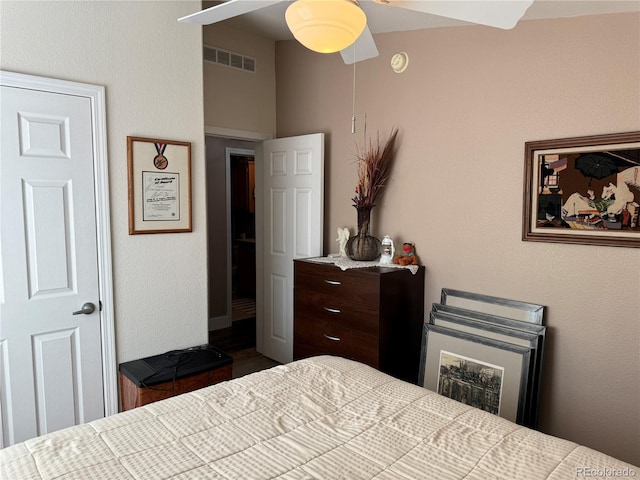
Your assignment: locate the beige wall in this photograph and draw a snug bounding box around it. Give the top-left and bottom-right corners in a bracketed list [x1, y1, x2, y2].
[203, 24, 276, 135]
[276, 13, 640, 464]
[0, 1, 208, 363]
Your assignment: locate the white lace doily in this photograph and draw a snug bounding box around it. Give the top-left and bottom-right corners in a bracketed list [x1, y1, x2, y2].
[305, 255, 421, 275]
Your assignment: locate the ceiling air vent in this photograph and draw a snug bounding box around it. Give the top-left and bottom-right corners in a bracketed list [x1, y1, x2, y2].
[204, 45, 256, 73]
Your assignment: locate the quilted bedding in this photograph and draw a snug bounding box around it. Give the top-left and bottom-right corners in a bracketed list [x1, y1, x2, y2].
[1, 356, 637, 480]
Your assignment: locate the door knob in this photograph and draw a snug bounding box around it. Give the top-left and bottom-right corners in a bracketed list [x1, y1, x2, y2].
[72, 302, 96, 315]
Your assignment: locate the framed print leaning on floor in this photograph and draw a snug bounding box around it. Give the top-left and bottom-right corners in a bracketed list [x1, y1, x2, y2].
[440, 288, 545, 325]
[419, 324, 534, 425]
[428, 305, 546, 428]
[522, 131, 640, 248]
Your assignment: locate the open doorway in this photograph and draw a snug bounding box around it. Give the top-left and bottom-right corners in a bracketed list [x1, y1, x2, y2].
[205, 137, 257, 351]
[206, 132, 324, 363]
[229, 150, 256, 323]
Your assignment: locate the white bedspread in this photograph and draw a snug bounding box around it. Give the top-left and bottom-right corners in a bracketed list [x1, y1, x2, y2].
[1, 356, 637, 479]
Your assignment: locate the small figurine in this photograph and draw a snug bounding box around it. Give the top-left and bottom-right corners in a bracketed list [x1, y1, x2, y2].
[336, 227, 350, 257]
[393, 242, 419, 266]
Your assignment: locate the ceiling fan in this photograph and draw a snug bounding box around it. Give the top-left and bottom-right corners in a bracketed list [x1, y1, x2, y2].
[178, 0, 534, 64]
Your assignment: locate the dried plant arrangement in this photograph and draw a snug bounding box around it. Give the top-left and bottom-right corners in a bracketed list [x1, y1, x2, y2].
[351, 126, 399, 209]
[345, 125, 399, 261]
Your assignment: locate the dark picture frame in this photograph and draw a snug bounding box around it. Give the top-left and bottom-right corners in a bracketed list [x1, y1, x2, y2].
[419, 324, 533, 425]
[127, 136, 192, 234]
[522, 131, 640, 248]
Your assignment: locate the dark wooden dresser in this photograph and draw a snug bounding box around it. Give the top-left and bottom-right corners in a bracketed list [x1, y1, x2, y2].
[293, 258, 425, 383]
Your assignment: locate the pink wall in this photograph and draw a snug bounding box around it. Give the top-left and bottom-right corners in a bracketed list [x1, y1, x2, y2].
[276, 13, 640, 464]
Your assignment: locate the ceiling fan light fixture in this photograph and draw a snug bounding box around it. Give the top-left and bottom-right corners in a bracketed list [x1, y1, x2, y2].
[285, 0, 367, 54]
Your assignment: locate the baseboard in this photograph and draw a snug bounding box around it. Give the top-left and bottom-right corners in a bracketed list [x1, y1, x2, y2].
[209, 315, 231, 331]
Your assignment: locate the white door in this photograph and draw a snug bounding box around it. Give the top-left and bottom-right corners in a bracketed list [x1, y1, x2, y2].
[0, 82, 106, 445]
[256, 134, 324, 364]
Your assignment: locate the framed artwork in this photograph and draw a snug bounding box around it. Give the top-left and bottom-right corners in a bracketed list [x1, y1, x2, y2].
[419, 324, 533, 425]
[428, 310, 542, 350]
[431, 303, 546, 335]
[522, 131, 640, 248]
[428, 306, 545, 428]
[440, 288, 544, 325]
[127, 136, 192, 234]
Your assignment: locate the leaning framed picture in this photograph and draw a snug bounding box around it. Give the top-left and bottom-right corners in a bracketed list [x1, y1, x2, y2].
[522, 131, 640, 248]
[428, 307, 545, 428]
[440, 288, 545, 325]
[432, 303, 546, 336]
[127, 136, 192, 234]
[419, 324, 533, 425]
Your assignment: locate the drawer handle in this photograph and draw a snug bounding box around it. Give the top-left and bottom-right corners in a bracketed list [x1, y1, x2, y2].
[323, 306, 341, 314]
[323, 334, 341, 342]
[324, 279, 341, 285]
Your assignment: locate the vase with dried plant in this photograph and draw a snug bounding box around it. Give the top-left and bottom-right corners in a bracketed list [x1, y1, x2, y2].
[346, 126, 399, 261]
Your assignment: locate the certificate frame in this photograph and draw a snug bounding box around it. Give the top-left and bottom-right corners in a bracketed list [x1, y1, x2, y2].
[127, 136, 192, 234]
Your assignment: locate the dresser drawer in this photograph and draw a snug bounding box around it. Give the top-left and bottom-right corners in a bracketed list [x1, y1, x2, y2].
[295, 261, 379, 305]
[296, 289, 377, 329]
[294, 317, 378, 366]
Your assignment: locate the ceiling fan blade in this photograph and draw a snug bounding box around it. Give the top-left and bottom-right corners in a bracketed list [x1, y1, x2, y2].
[340, 25, 379, 64]
[178, 0, 286, 24]
[381, 0, 534, 30]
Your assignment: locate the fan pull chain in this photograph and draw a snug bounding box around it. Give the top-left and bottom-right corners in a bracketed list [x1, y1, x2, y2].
[351, 43, 357, 134]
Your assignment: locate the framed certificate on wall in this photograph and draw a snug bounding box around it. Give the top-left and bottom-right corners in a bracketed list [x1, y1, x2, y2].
[127, 136, 192, 234]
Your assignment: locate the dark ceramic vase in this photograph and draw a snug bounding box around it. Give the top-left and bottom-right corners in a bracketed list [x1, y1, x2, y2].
[346, 205, 381, 261]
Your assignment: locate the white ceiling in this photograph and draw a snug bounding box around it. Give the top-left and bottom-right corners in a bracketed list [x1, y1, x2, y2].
[206, 0, 640, 40]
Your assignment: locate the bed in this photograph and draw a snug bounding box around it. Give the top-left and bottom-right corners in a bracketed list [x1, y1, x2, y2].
[1, 356, 637, 480]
